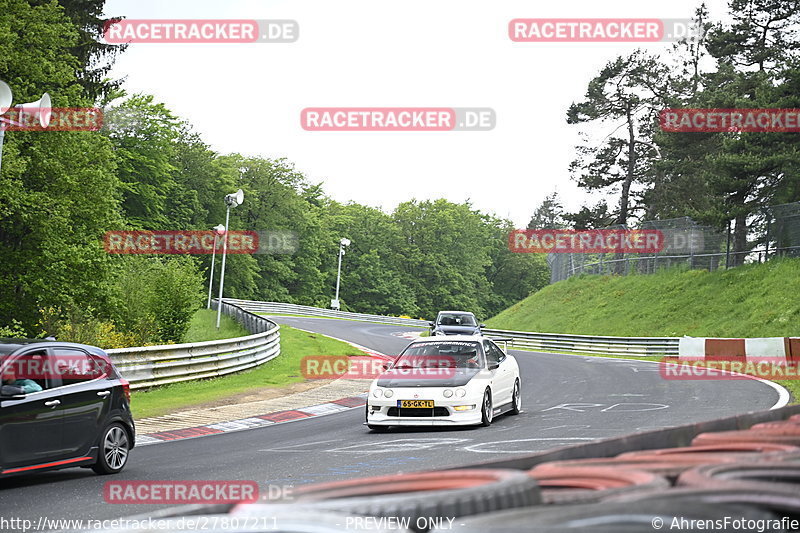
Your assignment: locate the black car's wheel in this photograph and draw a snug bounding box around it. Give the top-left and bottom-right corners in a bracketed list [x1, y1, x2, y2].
[92, 423, 130, 475]
[510, 379, 521, 415]
[481, 390, 493, 427]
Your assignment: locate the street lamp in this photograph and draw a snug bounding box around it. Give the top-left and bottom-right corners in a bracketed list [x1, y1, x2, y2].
[206, 224, 226, 309]
[216, 189, 244, 329]
[331, 237, 351, 311]
[0, 79, 52, 173]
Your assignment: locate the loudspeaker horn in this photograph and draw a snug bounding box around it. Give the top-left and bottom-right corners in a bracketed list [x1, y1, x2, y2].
[0, 80, 12, 115]
[17, 92, 52, 127]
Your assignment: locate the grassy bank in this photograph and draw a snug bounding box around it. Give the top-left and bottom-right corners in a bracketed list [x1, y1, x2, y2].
[488, 258, 800, 402]
[130, 324, 365, 419]
[488, 258, 800, 338]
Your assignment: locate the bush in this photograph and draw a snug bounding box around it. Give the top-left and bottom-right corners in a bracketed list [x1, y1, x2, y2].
[36, 306, 139, 349]
[0, 319, 27, 338]
[108, 256, 205, 344]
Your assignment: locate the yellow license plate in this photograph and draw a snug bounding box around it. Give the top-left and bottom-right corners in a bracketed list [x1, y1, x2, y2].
[398, 400, 434, 408]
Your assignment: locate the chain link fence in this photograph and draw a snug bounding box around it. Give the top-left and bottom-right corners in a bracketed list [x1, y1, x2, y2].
[548, 202, 800, 283]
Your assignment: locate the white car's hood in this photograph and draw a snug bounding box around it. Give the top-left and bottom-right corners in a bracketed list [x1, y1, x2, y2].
[375, 367, 481, 387]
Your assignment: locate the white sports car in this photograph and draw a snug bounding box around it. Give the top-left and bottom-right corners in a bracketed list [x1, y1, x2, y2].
[366, 335, 521, 429]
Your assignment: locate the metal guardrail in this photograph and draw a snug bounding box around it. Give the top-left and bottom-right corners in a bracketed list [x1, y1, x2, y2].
[230, 299, 679, 357]
[108, 300, 280, 390]
[481, 328, 678, 357]
[226, 299, 430, 328]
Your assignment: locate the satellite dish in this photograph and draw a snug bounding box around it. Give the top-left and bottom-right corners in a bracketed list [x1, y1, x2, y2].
[0, 80, 12, 115]
[17, 93, 52, 127]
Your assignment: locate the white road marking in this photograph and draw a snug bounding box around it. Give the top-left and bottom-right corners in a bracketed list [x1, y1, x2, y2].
[330, 438, 470, 453]
[464, 437, 595, 454]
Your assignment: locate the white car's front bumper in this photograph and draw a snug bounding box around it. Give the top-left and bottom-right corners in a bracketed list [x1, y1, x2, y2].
[366, 386, 483, 426]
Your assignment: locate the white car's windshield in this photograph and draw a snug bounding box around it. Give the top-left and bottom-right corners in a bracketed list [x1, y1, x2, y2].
[394, 341, 484, 368]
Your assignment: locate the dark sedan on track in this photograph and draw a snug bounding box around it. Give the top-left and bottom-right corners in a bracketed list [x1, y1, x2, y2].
[429, 311, 485, 336]
[0, 338, 134, 477]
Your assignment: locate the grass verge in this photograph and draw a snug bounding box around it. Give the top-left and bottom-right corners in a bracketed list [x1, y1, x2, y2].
[183, 308, 250, 343]
[488, 258, 800, 338]
[130, 325, 366, 419]
[490, 258, 800, 404]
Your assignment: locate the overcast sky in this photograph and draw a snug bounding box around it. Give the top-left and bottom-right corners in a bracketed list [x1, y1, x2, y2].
[103, 0, 730, 227]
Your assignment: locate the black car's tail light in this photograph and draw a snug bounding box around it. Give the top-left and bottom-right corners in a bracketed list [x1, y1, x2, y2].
[120, 377, 131, 403]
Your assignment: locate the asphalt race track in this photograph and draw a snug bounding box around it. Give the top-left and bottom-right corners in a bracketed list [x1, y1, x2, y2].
[0, 317, 785, 527]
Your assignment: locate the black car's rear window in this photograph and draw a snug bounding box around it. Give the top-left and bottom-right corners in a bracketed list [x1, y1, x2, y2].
[437, 313, 477, 326]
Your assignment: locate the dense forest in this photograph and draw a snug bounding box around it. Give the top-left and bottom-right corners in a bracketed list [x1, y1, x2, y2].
[0, 0, 548, 345]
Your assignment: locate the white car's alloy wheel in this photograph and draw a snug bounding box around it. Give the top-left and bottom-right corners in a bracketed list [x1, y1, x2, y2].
[481, 390, 493, 427]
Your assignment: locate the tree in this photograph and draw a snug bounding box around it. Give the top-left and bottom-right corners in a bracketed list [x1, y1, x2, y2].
[567, 51, 670, 227]
[527, 192, 567, 229]
[0, 0, 122, 331]
[49, 0, 127, 101]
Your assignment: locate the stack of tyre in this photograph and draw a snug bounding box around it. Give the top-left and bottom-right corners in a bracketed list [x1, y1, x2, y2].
[225, 414, 800, 532]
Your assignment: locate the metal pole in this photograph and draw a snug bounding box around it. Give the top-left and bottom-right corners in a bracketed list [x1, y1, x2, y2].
[0, 126, 5, 174]
[215, 205, 231, 329]
[725, 220, 732, 269]
[334, 243, 343, 304]
[206, 233, 218, 309]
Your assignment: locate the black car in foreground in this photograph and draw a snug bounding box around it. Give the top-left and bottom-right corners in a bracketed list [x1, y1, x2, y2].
[0, 338, 134, 477]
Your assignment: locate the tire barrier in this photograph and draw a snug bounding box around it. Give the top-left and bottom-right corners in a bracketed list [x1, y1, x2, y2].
[753, 420, 800, 430]
[606, 486, 800, 518]
[692, 430, 800, 447]
[527, 464, 669, 504]
[619, 442, 800, 457]
[432, 499, 782, 533]
[234, 470, 539, 533]
[86, 407, 800, 532]
[677, 462, 800, 492]
[614, 443, 800, 474]
[522, 455, 741, 480]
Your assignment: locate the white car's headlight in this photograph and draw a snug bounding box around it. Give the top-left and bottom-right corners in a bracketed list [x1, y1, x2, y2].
[372, 389, 383, 398]
[384, 389, 394, 398]
[455, 388, 467, 398]
[443, 389, 453, 398]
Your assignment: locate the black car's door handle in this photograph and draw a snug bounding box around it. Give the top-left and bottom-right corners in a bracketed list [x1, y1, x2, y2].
[44, 399, 61, 408]
[97, 391, 111, 398]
